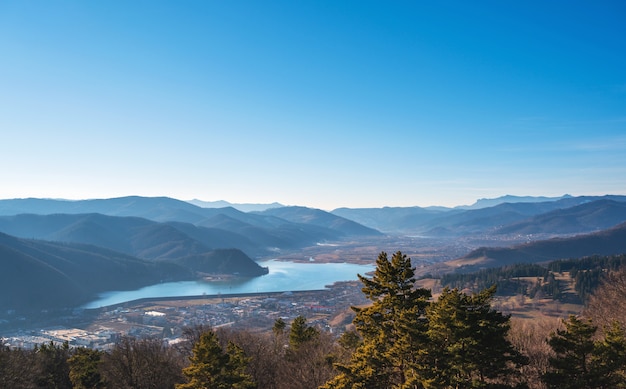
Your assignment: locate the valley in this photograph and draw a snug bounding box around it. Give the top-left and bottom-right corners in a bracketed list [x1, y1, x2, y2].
[1, 194, 626, 347]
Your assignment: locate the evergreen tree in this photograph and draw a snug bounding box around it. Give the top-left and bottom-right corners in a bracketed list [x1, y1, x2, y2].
[543, 316, 626, 389]
[593, 321, 626, 388]
[34, 341, 72, 389]
[543, 315, 598, 389]
[322, 251, 432, 388]
[425, 286, 526, 388]
[289, 315, 319, 351]
[273, 317, 287, 336]
[68, 347, 106, 389]
[177, 329, 255, 389]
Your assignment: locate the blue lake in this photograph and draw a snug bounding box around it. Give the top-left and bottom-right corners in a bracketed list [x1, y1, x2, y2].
[83, 260, 375, 308]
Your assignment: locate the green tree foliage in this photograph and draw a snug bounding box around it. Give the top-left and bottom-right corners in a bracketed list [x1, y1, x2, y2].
[35, 341, 72, 389]
[288, 315, 319, 351]
[549, 254, 626, 302]
[68, 347, 106, 389]
[323, 251, 432, 388]
[593, 321, 626, 387]
[177, 329, 255, 389]
[323, 251, 527, 389]
[273, 317, 287, 336]
[425, 286, 527, 388]
[543, 315, 626, 389]
[440, 263, 550, 295]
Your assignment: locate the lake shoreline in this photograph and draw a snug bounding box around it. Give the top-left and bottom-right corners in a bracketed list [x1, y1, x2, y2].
[84, 289, 327, 312]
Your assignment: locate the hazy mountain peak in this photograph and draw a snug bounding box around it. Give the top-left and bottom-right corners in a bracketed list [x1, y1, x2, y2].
[459, 194, 573, 210]
[187, 199, 284, 212]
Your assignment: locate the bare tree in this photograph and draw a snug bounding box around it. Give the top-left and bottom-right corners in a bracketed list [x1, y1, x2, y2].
[100, 336, 184, 389]
[218, 329, 282, 389]
[0, 346, 38, 389]
[508, 317, 561, 389]
[584, 268, 626, 334]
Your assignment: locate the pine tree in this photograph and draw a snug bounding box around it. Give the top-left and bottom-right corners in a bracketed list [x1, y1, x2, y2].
[35, 341, 72, 389]
[543, 316, 626, 389]
[593, 321, 626, 388]
[68, 347, 105, 389]
[177, 330, 255, 389]
[273, 317, 286, 336]
[322, 251, 432, 388]
[289, 315, 319, 351]
[425, 286, 526, 388]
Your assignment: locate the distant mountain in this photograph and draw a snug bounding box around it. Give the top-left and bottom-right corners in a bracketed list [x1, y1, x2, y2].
[187, 199, 284, 212]
[494, 200, 626, 235]
[0, 196, 209, 223]
[453, 222, 626, 271]
[0, 213, 211, 260]
[417, 199, 587, 236]
[458, 194, 574, 210]
[258, 206, 382, 237]
[0, 197, 378, 251]
[0, 232, 192, 310]
[0, 213, 270, 275]
[332, 196, 626, 235]
[331, 206, 452, 233]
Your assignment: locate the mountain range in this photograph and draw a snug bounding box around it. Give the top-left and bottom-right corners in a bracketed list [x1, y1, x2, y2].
[2, 194, 626, 311]
[450, 221, 626, 272]
[331, 195, 626, 235]
[187, 199, 284, 212]
[0, 232, 192, 310]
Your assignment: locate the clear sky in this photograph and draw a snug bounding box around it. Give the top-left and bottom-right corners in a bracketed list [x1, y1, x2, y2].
[1, 1, 625, 210]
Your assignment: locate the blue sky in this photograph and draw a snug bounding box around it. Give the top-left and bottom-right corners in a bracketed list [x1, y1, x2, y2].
[1, 1, 625, 209]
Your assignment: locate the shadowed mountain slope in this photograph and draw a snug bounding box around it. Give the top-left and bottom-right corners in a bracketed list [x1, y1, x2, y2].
[0, 213, 215, 260]
[0, 196, 208, 223]
[0, 197, 380, 251]
[0, 232, 192, 310]
[172, 249, 269, 277]
[257, 206, 382, 237]
[332, 196, 626, 235]
[331, 206, 452, 233]
[453, 222, 626, 271]
[0, 214, 270, 282]
[494, 199, 626, 235]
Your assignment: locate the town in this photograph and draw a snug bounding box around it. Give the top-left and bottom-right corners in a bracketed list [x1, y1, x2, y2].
[1, 281, 369, 350]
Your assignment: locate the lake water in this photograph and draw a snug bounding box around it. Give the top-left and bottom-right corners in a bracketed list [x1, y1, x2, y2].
[83, 260, 375, 308]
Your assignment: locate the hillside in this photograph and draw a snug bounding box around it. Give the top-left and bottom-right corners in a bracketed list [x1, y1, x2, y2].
[0, 196, 208, 223]
[494, 199, 626, 235]
[257, 206, 382, 237]
[0, 232, 192, 310]
[0, 214, 269, 277]
[0, 197, 380, 253]
[332, 195, 626, 235]
[0, 213, 245, 260]
[331, 206, 453, 233]
[450, 222, 626, 271]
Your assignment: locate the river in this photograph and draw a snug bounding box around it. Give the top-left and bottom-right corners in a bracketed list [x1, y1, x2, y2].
[83, 260, 375, 308]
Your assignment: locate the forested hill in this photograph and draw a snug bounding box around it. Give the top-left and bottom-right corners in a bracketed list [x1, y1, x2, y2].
[452, 221, 626, 271]
[332, 195, 626, 234]
[0, 196, 381, 256]
[0, 227, 270, 311]
[0, 232, 191, 310]
[439, 254, 626, 302]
